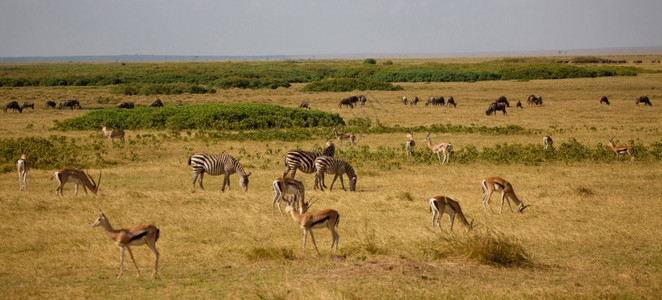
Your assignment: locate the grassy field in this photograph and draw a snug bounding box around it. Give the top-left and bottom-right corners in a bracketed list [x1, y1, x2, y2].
[1, 57, 661, 298]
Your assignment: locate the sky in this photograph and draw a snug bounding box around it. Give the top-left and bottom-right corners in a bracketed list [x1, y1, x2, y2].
[1, 0, 661, 57]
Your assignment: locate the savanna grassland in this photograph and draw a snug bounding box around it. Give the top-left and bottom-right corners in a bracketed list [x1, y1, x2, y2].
[1, 56, 661, 299]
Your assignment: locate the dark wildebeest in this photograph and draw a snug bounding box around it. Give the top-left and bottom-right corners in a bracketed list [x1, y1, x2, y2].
[495, 96, 510, 107]
[4, 101, 22, 113]
[358, 95, 367, 105]
[149, 99, 164, 107]
[117, 102, 135, 109]
[22, 102, 34, 110]
[527, 95, 543, 105]
[339, 98, 354, 109]
[347, 96, 360, 105]
[486, 102, 507, 116]
[298, 102, 311, 110]
[59, 99, 81, 110]
[401, 96, 408, 105]
[46, 100, 57, 108]
[426, 96, 444, 106]
[516, 101, 523, 109]
[447, 97, 456, 108]
[600, 96, 610, 105]
[409, 96, 419, 106]
[635, 96, 652, 106]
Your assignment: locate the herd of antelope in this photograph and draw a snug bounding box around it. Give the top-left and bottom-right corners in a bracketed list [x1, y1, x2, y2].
[10, 92, 645, 278]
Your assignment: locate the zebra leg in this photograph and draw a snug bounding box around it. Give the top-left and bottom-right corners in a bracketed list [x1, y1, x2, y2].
[338, 174, 346, 191]
[221, 172, 230, 192]
[198, 172, 205, 190]
[330, 174, 340, 191]
[192, 171, 200, 190]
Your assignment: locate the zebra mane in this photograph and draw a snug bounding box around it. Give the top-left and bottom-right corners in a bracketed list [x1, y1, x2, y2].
[234, 161, 248, 176]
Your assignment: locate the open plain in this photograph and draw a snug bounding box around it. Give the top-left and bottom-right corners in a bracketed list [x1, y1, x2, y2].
[1, 56, 661, 298]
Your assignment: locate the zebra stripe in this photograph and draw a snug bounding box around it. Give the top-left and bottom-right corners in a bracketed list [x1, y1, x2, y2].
[283, 141, 335, 178]
[313, 156, 357, 191]
[189, 153, 251, 192]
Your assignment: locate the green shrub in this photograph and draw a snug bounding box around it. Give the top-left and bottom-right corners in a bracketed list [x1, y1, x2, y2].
[301, 78, 403, 92]
[363, 58, 377, 65]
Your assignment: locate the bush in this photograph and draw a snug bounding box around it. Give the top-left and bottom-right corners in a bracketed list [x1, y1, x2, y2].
[301, 78, 403, 92]
[363, 58, 377, 65]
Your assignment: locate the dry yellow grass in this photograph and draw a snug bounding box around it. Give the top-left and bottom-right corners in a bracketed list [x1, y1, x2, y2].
[1, 57, 661, 298]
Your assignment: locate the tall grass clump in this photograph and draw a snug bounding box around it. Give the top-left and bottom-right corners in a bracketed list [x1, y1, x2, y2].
[431, 228, 531, 267]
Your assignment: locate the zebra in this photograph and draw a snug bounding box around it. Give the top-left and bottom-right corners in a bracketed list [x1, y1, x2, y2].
[313, 156, 357, 192]
[188, 153, 252, 192]
[283, 140, 335, 179]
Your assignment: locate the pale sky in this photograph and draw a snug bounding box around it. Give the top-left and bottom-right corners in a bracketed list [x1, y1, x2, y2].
[1, 0, 661, 57]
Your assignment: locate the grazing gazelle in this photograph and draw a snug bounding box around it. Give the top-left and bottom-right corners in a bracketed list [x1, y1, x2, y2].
[102, 125, 125, 143]
[608, 137, 634, 162]
[429, 196, 473, 232]
[51, 168, 101, 196]
[17, 146, 29, 191]
[481, 177, 530, 213]
[272, 177, 316, 216]
[92, 210, 160, 278]
[405, 131, 415, 161]
[283, 197, 339, 256]
[543, 135, 553, 150]
[423, 133, 453, 164]
[332, 127, 356, 146]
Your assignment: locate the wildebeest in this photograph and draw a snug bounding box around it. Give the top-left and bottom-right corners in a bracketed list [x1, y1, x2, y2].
[447, 97, 457, 108]
[486, 102, 507, 116]
[635, 96, 652, 106]
[298, 102, 311, 110]
[117, 102, 135, 109]
[409, 96, 419, 106]
[358, 95, 367, 105]
[401, 96, 408, 105]
[527, 95, 543, 105]
[339, 98, 354, 109]
[496, 96, 510, 107]
[59, 99, 81, 110]
[4, 101, 22, 113]
[21, 102, 34, 110]
[426, 97, 444, 106]
[600, 96, 610, 105]
[516, 101, 523, 109]
[149, 99, 164, 107]
[46, 100, 57, 108]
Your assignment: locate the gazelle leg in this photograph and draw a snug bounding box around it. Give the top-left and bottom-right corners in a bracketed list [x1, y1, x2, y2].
[118, 246, 125, 278]
[449, 211, 455, 232]
[74, 184, 79, 196]
[146, 242, 159, 276]
[308, 229, 321, 256]
[125, 246, 141, 277]
[272, 189, 282, 216]
[482, 191, 494, 212]
[302, 229, 308, 254]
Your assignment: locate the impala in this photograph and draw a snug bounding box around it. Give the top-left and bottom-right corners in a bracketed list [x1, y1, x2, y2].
[272, 177, 316, 216]
[284, 198, 339, 256]
[429, 196, 473, 232]
[17, 146, 28, 191]
[332, 127, 356, 146]
[51, 168, 101, 196]
[608, 137, 634, 162]
[423, 133, 452, 164]
[92, 210, 160, 277]
[481, 177, 530, 213]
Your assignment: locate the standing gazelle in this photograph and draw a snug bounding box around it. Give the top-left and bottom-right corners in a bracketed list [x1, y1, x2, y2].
[429, 196, 473, 232]
[102, 125, 125, 143]
[423, 133, 452, 164]
[332, 127, 356, 146]
[51, 168, 101, 196]
[272, 177, 316, 216]
[608, 137, 634, 162]
[405, 131, 415, 161]
[283, 198, 339, 256]
[543, 135, 553, 150]
[92, 210, 160, 278]
[17, 146, 28, 191]
[481, 177, 530, 213]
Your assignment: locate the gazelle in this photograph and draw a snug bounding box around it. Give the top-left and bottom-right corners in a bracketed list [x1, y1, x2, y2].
[51, 168, 101, 196]
[429, 196, 473, 232]
[283, 198, 339, 256]
[543, 135, 553, 150]
[272, 177, 316, 216]
[481, 177, 530, 213]
[102, 125, 125, 143]
[423, 133, 452, 164]
[608, 137, 634, 162]
[332, 126, 356, 146]
[92, 210, 160, 278]
[17, 146, 29, 191]
[405, 131, 416, 161]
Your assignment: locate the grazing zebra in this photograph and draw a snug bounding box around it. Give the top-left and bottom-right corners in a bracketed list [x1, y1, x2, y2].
[313, 156, 357, 192]
[283, 140, 335, 179]
[188, 153, 252, 192]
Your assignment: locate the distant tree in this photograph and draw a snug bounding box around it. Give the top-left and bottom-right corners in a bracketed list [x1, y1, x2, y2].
[363, 58, 377, 65]
[383, 60, 393, 65]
